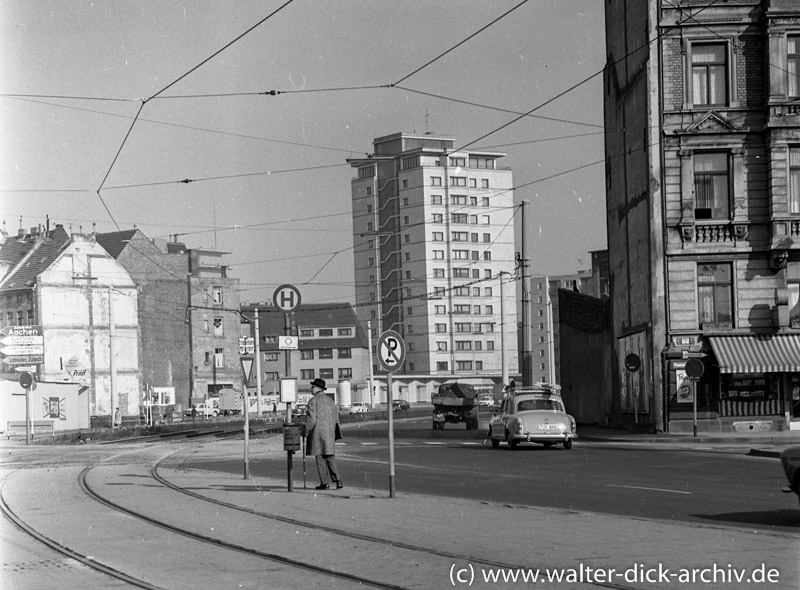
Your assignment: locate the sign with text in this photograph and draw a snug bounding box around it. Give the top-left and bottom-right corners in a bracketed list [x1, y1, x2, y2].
[1, 325, 44, 365]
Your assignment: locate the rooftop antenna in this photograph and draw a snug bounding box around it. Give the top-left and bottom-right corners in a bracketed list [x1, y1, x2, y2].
[425, 110, 430, 134]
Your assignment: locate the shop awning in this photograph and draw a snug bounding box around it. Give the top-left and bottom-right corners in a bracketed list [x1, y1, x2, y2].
[708, 334, 800, 373]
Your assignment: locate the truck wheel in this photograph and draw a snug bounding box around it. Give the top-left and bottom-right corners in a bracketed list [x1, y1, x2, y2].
[212, 411, 219, 418]
[563, 439, 573, 450]
[506, 431, 517, 450]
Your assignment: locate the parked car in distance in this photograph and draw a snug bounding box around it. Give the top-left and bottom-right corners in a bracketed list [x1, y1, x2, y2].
[478, 395, 495, 407]
[392, 399, 410, 411]
[184, 402, 218, 418]
[780, 446, 800, 509]
[349, 402, 369, 414]
[488, 383, 577, 450]
[291, 403, 307, 417]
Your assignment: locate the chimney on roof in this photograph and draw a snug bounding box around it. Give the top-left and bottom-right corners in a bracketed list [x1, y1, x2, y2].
[17, 228, 25, 239]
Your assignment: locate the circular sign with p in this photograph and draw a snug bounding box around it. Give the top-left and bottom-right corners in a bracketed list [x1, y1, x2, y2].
[377, 330, 406, 373]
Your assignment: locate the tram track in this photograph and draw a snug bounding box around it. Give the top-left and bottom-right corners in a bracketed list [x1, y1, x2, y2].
[1, 440, 646, 590]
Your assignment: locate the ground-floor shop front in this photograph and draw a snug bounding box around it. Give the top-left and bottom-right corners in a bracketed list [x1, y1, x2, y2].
[666, 334, 800, 433]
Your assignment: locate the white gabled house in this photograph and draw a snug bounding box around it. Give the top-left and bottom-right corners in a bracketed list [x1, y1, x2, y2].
[0, 224, 140, 429]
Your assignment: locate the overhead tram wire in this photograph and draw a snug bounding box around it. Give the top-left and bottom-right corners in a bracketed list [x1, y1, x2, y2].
[456, 0, 723, 152]
[389, 0, 530, 87]
[93, 0, 299, 228]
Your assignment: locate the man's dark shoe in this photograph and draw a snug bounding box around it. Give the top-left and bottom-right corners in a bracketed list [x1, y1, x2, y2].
[335, 480, 343, 489]
[314, 483, 329, 490]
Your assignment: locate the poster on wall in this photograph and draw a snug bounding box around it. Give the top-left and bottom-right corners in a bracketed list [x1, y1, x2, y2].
[675, 366, 694, 404]
[617, 332, 650, 413]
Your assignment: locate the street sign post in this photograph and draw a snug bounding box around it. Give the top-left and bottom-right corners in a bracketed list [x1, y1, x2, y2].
[684, 358, 705, 437]
[19, 371, 33, 445]
[377, 330, 405, 498]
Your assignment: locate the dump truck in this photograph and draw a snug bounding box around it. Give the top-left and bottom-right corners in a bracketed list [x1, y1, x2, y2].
[432, 382, 479, 430]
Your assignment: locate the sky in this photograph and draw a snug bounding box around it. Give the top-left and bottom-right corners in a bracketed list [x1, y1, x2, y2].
[0, 1, 607, 305]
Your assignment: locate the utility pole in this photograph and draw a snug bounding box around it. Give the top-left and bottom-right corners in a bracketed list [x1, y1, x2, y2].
[500, 272, 509, 387]
[367, 320, 375, 408]
[108, 286, 116, 423]
[520, 199, 533, 386]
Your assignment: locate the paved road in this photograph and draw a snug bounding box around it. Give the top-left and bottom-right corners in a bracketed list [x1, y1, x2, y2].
[186, 419, 800, 534]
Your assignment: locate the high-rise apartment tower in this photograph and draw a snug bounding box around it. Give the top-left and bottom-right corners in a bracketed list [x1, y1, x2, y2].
[349, 133, 519, 379]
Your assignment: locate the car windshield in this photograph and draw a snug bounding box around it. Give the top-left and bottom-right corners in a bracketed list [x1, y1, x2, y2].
[516, 399, 563, 412]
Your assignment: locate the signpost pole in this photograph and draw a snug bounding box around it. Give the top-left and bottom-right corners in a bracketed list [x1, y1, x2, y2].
[25, 382, 31, 445]
[377, 330, 405, 499]
[387, 371, 395, 498]
[684, 358, 705, 438]
[244, 389, 250, 479]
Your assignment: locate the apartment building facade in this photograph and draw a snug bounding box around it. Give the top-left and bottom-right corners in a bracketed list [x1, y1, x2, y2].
[605, 0, 800, 432]
[348, 132, 519, 381]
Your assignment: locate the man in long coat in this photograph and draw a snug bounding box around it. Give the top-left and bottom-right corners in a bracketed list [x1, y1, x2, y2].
[305, 378, 342, 490]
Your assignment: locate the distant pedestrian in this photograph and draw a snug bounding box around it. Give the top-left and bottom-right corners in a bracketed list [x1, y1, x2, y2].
[272, 403, 277, 414]
[305, 378, 342, 490]
[113, 407, 121, 428]
[191, 405, 197, 422]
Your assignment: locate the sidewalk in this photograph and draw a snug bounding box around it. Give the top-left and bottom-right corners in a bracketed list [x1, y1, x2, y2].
[2, 424, 799, 589]
[575, 425, 800, 458]
[157, 435, 800, 589]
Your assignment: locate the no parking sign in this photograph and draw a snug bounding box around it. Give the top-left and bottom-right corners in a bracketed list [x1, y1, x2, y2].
[377, 330, 405, 373]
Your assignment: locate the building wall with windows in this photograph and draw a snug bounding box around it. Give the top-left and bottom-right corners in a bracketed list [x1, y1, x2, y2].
[241, 302, 370, 404]
[349, 133, 518, 380]
[181, 244, 243, 404]
[97, 229, 192, 411]
[605, 0, 800, 432]
[0, 226, 140, 427]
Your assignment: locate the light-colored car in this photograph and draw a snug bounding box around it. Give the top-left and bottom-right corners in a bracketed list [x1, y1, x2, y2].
[349, 402, 368, 414]
[291, 403, 307, 417]
[488, 384, 577, 450]
[184, 402, 218, 418]
[780, 446, 800, 509]
[478, 395, 495, 407]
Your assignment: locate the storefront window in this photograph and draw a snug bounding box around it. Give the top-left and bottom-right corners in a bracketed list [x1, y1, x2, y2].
[719, 373, 782, 418]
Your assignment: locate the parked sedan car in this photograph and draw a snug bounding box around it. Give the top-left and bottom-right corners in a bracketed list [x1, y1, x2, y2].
[291, 403, 307, 418]
[349, 402, 369, 414]
[780, 446, 800, 509]
[488, 384, 577, 450]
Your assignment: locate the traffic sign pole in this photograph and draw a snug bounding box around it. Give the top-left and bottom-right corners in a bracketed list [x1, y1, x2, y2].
[387, 371, 395, 498]
[377, 330, 406, 499]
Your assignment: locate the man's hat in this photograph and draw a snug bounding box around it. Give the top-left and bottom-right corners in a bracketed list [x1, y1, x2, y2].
[310, 378, 327, 390]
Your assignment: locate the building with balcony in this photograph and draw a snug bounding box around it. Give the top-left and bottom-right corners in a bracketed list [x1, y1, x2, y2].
[605, 0, 800, 432]
[348, 132, 519, 383]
